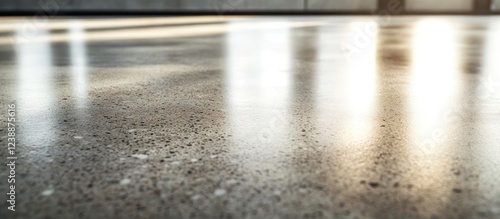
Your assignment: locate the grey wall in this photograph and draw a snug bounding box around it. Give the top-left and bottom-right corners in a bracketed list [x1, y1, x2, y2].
[494, 0, 500, 11]
[0, 0, 180, 11]
[0, 0, 303, 11]
[187, 0, 304, 11]
[406, 0, 473, 11]
[0, 0, 496, 12]
[309, 0, 377, 11]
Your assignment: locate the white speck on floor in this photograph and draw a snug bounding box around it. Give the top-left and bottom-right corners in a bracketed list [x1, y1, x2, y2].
[214, 189, 226, 196]
[41, 189, 54, 196]
[226, 179, 237, 185]
[191, 194, 201, 200]
[131, 154, 148, 160]
[171, 161, 181, 165]
[73, 136, 83, 139]
[128, 129, 136, 132]
[120, 178, 131, 185]
[210, 155, 217, 159]
[190, 159, 198, 162]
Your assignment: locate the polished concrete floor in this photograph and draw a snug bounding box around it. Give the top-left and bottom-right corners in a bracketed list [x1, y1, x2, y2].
[0, 16, 500, 219]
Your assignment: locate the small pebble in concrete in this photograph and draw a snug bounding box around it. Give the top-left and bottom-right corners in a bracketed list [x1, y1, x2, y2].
[369, 182, 380, 188]
[226, 179, 238, 185]
[41, 189, 54, 196]
[131, 154, 148, 160]
[120, 178, 131, 185]
[214, 189, 226, 196]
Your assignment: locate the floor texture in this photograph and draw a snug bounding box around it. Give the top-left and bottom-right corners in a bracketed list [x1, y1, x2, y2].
[0, 16, 500, 219]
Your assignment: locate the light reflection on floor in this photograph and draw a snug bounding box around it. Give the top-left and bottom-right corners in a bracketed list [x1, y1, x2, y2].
[0, 16, 499, 219]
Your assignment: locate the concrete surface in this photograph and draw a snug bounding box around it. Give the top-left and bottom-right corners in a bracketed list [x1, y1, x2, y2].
[0, 15, 500, 219]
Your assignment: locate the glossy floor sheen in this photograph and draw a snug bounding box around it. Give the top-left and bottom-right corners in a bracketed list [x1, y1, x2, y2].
[0, 16, 500, 219]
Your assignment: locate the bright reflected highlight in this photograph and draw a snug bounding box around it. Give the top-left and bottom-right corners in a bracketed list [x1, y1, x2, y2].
[411, 19, 460, 134]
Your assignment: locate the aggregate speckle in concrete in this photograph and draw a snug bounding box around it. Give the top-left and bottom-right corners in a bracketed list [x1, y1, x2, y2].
[0, 16, 500, 219]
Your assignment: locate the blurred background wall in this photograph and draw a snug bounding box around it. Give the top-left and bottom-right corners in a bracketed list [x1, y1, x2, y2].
[0, 0, 498, 12]
[494, 0, 500, 10]
[308, 0, 377, 11]
[406, 0, 473, 11]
